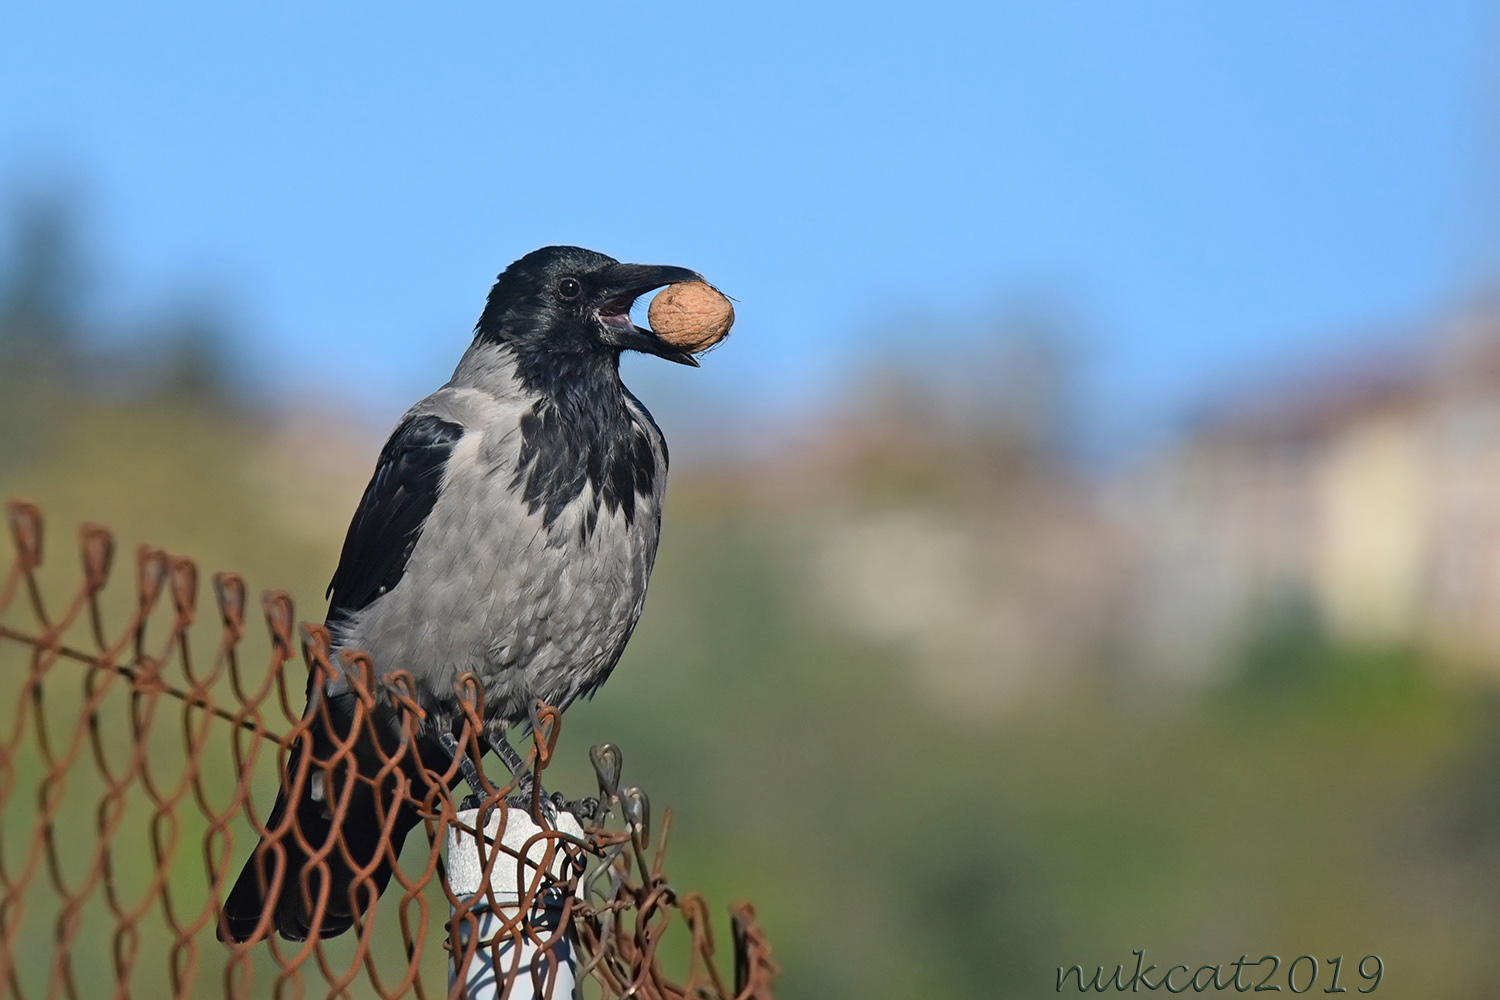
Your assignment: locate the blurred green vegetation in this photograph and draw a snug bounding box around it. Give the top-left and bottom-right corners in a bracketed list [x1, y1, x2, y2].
[4, 197, 1500, 998]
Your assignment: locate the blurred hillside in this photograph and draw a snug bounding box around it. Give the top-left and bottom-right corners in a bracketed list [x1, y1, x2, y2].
[7, 197, 1500, 998]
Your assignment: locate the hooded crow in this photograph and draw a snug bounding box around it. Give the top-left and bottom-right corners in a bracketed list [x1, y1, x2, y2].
[219, 245, 705, 943]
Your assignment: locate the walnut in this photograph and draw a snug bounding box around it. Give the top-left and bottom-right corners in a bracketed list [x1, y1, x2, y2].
[647, 281, 735, 354]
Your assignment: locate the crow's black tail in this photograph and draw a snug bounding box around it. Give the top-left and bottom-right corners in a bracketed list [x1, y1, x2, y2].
[218, 704, 444, 943]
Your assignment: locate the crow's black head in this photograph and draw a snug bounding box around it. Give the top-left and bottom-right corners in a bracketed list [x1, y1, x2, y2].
[475, 246, 703, 372]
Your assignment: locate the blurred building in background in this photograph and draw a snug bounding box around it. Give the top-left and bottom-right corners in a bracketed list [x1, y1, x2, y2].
[1116, 306, 1500, 676]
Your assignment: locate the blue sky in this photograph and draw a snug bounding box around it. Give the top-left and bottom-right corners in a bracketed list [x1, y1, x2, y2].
[1, 1, 1493, 458]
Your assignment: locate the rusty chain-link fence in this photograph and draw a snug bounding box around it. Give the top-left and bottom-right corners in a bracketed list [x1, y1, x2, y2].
[0, 499, 777, 999]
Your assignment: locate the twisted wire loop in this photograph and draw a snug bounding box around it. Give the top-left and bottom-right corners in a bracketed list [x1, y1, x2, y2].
[0, 499, 779, 1000]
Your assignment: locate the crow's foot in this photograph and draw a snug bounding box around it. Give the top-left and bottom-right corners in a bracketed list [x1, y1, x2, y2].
[554, 794, 601, 825]
[502, 786, 556, 822]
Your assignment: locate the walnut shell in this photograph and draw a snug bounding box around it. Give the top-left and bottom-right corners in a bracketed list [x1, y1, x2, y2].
[647, 281, 735, 354]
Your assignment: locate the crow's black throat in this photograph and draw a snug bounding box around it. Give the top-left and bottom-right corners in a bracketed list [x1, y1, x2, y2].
[509, 355, 662, 535]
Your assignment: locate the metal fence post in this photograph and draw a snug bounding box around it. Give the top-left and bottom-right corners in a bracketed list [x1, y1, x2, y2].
[446, 804, 585, 999]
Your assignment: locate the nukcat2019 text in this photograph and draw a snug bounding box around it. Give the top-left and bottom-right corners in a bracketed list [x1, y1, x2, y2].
[1057, 950, 1384, 993]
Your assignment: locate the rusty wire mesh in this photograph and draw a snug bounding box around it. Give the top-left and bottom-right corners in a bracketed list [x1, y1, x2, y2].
[0, 499, 778, 999]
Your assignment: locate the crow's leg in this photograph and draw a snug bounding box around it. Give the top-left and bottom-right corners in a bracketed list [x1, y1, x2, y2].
[437, 732, 486, 810]
[486, 727, 530, 782]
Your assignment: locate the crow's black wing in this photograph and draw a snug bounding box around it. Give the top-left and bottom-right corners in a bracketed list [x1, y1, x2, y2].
[326, 413, 465, 630]
[220, 414, 464, 943]
[218, 703, 445, 943]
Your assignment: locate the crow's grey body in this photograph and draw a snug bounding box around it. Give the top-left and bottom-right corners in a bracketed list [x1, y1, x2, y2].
[332, 341, 666, 728]
[220, 246, 706, 944]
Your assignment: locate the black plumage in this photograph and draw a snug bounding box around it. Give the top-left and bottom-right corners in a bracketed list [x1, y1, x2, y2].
[512, 386, 663, 532]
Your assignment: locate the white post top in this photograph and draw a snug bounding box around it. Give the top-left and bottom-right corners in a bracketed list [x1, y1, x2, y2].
[446, 806, 586, 902]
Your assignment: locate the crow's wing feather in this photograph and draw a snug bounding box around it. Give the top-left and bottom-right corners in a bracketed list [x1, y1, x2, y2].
[326, 414, 466, 630]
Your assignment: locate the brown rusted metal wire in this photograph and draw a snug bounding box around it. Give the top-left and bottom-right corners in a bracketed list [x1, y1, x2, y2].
[0, 499, 778, 999]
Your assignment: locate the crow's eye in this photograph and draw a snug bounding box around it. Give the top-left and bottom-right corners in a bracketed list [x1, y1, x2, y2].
[557, 277, 582, 300]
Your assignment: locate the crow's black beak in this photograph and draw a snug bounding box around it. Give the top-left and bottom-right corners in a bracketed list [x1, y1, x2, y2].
[595, 263, 705, 367]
